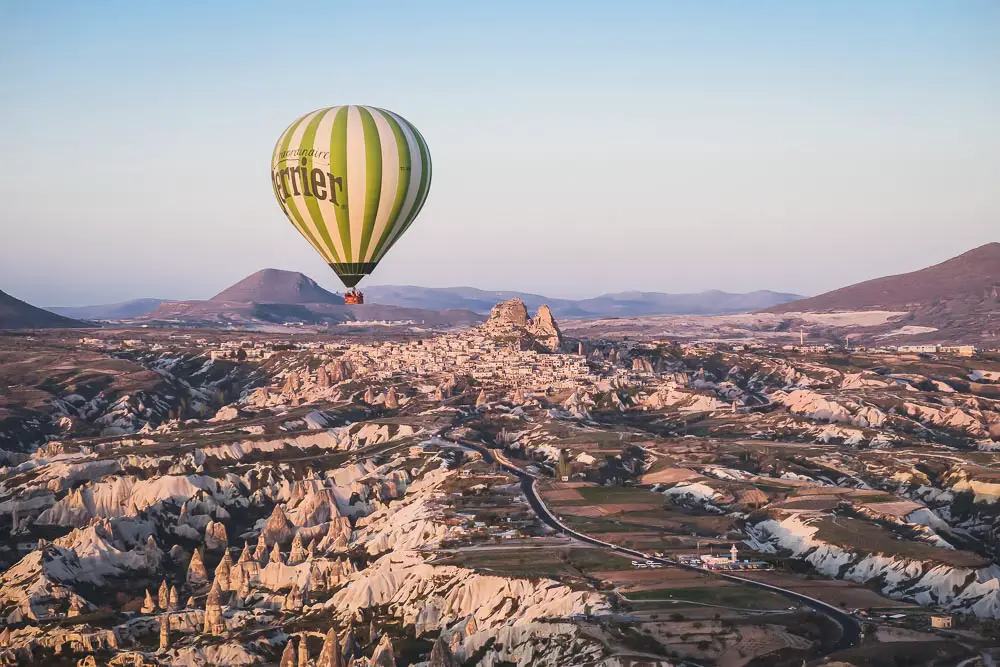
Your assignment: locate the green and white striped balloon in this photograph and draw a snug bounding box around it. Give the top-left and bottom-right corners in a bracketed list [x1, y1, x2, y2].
[270, 105, 432, 288]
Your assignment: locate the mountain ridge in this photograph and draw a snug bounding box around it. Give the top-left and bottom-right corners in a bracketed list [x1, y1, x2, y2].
[766, 242, 1000, 314]
[210, 268, 344, 305]
[0, 290, 88, 329]
[361, 285, 803, 318]
[48, 298, 168, 320]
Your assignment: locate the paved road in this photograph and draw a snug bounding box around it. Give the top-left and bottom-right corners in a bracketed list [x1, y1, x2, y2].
[463, 442, 861, 652]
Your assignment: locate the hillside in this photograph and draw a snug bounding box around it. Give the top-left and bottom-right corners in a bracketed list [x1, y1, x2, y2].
[49, 298, 167, 320]
[364, 285, 802, 318]
[211, 268, 343, 304]
[768, 243, 1000, 313]
[0, 289, 87, 329]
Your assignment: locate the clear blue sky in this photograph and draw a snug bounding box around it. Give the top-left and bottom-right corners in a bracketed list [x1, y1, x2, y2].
[1, 1, 997, 305]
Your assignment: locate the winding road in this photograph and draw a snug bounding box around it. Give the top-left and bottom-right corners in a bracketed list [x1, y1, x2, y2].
[461, 442, 861, 652]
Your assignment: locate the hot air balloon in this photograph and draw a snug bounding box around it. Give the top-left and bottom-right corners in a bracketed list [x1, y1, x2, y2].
[270, 105, 432, 304]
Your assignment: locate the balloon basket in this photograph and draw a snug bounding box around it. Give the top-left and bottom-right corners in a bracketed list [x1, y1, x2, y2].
[344, 291, 364, 305]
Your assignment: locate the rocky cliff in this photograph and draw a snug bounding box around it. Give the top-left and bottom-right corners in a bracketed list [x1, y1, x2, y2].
[482, 299, 563, 352]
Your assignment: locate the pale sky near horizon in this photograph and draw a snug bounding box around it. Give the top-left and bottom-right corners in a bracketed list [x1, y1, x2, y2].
[1, 1, 997, 306]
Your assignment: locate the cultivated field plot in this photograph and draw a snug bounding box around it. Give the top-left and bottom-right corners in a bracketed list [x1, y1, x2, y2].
[740, 571, 919, 610]
[623, 584, 791, 611]
[541, 484, 666, 506]
[591, 566, 714, 589]
[639, 466, 703, 485]
[543, 487, 586, 502]
[438, 544, 636, 580]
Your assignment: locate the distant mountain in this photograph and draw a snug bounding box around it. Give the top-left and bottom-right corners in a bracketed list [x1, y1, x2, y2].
[767, 243, 1000, 313]
[574, 289, 804, 317]
[0, 289, 87, 329]
[134, 269, 482, 328]
[211, 269, 343, 304]
[139, 299, 482, 328]
[363, 285, 802, 318]
[49, 298, 167, 320]
[362, 286, 589, 317]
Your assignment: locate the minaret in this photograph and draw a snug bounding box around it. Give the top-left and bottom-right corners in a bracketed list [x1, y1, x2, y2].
[730, 544, 738, 563]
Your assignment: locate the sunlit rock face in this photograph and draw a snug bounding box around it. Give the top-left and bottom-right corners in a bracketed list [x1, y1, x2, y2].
[482, 298, 564, 352]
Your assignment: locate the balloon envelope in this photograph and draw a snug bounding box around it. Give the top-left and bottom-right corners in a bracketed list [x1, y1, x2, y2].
[270, 105, 432, 287]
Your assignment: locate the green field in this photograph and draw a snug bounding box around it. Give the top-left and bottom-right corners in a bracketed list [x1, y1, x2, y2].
[623, 585, 791, 610]
[441, 546, 635, 578]
[560, 515, 653, 534]
[545, 485, 665, 507]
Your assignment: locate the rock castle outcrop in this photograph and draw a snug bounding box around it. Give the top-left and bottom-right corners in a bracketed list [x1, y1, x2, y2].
[482, 299, 563, 352]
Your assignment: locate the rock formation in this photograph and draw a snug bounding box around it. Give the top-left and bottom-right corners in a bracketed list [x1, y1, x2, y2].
[282, 583, 304, 613]
[370, 634, 396, 667]
[187, 548, 208, 585]
[280, 637, 297, 667]
[157, 580, 169, 610]
[204, 520, 228, 550]
[203, 582, 225, 635]
[254, 533, 270, 564]
[271, 541, 284, 565]
[529, 304, 562, 352]
[159, 613, 169, 651]
[215, 548, 233, 590]
[384, 386, 399, 410]
[482, 299, 563, 352]
[68, 595, 83, 617]
[283, 371, 300, 395]
[298, 632, 311, 667]
[288, 531, 306, 565]
[144, 534, 163, 570]
[316, 625, 345, 667]
[428, 635, 457, 667]
[262, 504, 296, 545]
[168, 585, 179, 611]
[141, 589, 157, 614]
[342, 625, 360, 663]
